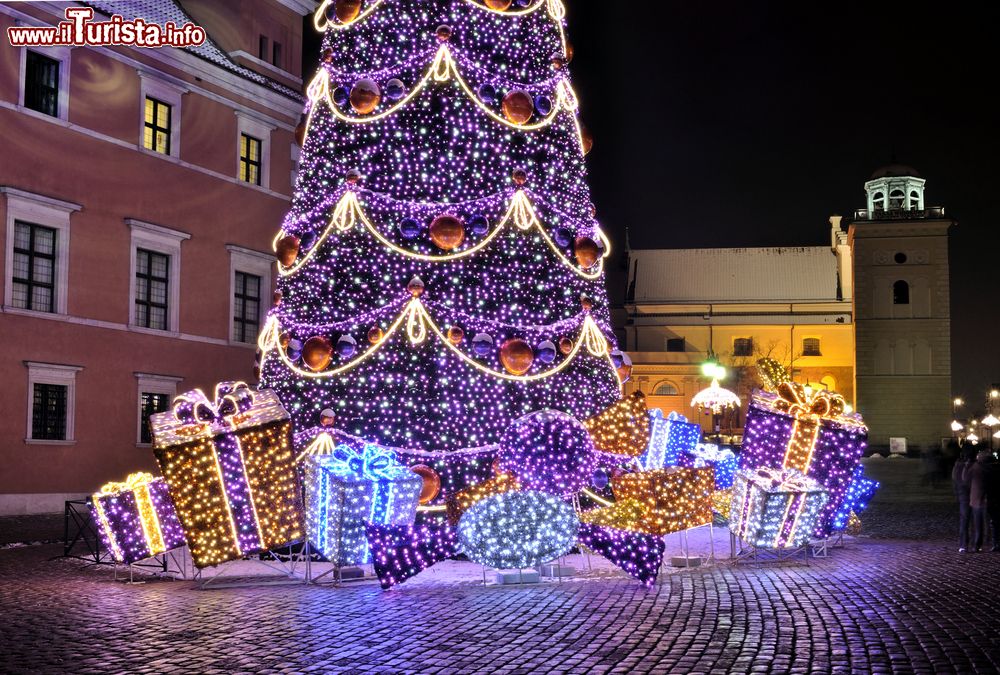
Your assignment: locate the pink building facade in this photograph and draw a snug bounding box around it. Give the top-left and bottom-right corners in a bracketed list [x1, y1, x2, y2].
[0, 1, 312, 514]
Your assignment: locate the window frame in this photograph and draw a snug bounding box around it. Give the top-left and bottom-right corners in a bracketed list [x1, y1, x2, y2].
[235, 111, 275, 189]
[272, 41, 283, 68]
[24, 361, 82, 445]
[134, 248, 171, 331]
[733, 337, 754, 357]
[227, 245, 273, 347]
[652, 381, 680, 396]
[135, 373, 181, 447]
[138, 72, 186, 159]
[893, 280, 910, 306]
[239, 133, 263, 186]
[143, 95, 173, 155]
[127, 219, 190, 336]
[258, 34, 269, 61]
[11, 221, 57, 313]
[665, 337, 686, 353]
[233, 270, 262, 344]
[802, 337, 822, 357]
[2, 187, 79, 316]
[18, 46, 71, 121]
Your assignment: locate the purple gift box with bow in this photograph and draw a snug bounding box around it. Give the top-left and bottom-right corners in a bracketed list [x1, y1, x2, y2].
[303, 440, 422, 566]
[150, 382, 303, 568]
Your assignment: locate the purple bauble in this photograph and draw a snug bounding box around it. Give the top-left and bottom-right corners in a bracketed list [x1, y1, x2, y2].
[498, 410, 596, 495]
[336, 335, 357, 358]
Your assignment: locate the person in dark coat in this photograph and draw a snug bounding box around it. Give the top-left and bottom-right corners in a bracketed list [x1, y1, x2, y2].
[953, 448, 974, 552]
[963, 449, 992, 552]
[985, 452, 1000, 552]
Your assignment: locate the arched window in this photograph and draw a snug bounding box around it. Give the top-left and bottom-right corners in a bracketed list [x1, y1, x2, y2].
[653, 381, 679, 396]
[889, 189, 905, 209]
[872, 192, 885, 211]
[820, 375, 837, 393]
[893, 280, 910, 305]
[909, 191, 921, 209]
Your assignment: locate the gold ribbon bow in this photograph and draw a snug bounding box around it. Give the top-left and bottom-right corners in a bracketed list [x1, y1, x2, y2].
[772, 382, 847, 473]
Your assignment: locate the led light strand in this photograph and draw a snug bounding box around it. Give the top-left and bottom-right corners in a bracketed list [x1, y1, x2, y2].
[305, 46, 575, 131]
[276, 190, 609, 280]
[260, 298, 618, 385]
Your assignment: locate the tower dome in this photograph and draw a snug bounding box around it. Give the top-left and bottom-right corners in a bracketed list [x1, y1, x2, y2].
[864, 165, 925, 215]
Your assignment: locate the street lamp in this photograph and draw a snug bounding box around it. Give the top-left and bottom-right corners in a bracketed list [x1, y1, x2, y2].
[983, 414, 1000, 451]
[951, 420, 964, 432]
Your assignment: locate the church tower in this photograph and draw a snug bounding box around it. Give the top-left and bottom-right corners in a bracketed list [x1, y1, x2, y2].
[850, 166, 954, 452]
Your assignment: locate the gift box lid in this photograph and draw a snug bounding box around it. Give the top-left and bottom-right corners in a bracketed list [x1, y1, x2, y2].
[150, 386, 288, 449]
[750, 389, 868, 433]
[740, 467, 828, 495]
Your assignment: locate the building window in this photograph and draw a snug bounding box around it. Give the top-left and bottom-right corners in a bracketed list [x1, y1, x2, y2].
[240, 134, 262, 185]
[135, 248, 170, 330]
[139, 392, 171, 444]
[654, 382, 679, 396]
[909, 191, 921, 209]
[25, 361, 81, 443]
[802, 338, 822, 356]
[32, 383, 67, 440]
[11, 221, 56, 312]
[733, 337, 754, 357]
[24, 51, 59, 117]
[889, 189, 905, 209]
[893, 280, 910, 305]
[258, 34, 269, 61]
[128, 219, 189, 333]
[143, 97, 172, 155]
[233, 271, 261, 343]
[272, 42, 283, 68]
[235, 112, 275, 189]
[871, 192, 885, 211]
[666, 338, 685, 353]
[3, 187, 79, 314]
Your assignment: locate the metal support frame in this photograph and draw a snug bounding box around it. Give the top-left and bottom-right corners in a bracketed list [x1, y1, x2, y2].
[61, 499, 111, 565]
[729, 530, 809, 565]
[194, 543, 311, 590]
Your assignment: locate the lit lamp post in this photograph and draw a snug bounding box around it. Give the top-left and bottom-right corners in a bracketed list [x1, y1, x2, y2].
[982, 414, 1000, 452]
[692, 360, 740, 443]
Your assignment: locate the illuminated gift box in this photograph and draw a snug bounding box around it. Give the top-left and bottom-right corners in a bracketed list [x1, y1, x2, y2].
[579, 467, 714, 536]
[830, 464, 879, 532]
[150, 382, 303, 569]
[91, 472, 185, 565]
[640, 410, 702, 471]
[740, 384, 867, 537]
[583, 392, 651, 457]
[729, 467, 829, 549]
[681, 443, 738, 490]
[304, 443, 422, 566]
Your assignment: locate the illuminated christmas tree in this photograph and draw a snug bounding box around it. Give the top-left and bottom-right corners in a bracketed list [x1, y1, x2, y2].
[258, 0, 624, 494]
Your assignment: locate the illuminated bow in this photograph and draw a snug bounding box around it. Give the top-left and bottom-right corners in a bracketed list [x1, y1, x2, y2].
[756, 358, 791, 391]
[773, 382, 846, 419]
[98, 471, 156, 496]
[691, 443, 735, 464]
[754, 467, 818, 493]
[328, 443, 398, 481]
[171, 381, 255, 429]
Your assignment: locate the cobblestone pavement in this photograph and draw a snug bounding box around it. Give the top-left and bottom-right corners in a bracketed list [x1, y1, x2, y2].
[1, 541, 998, 674]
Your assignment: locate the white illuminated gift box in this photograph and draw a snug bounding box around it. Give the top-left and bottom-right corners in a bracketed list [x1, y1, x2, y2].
[729, 467, 829, 549]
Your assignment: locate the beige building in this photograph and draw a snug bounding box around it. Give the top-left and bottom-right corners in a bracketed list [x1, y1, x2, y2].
[849, 165, 954, 451]
[623, 166, 953, 451]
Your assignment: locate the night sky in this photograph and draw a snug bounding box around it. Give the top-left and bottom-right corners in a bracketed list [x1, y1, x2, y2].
[303, 2, 999, 408]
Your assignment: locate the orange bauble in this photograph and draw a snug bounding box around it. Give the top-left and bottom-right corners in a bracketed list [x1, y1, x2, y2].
[350, 79, 381, 114]
[407, 276, 425, 297]
[501, 90, 534, 125]
[558, 337, 573, 355]
[484, 0, 512, 9]
[565, 40, 575, 63]
[447, 326, 465, 345]
[429, 215, 465, 251]
[580, 124, 594, 155]
[368, 327, 384, 344]
[574, 236, 600, 268]
[410, 465, 441, 504]
[302, 336, 333, 371]
[500, 338, 534, 375]
[275, 235, 300, 267]
[335, 0, 362, 22]
[279, 332, 291, 348]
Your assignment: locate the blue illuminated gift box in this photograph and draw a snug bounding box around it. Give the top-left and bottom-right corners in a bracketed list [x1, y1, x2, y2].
[729, 467, 829, 549]
[304, 443, 422, 566]
[640, 410, 702, 471]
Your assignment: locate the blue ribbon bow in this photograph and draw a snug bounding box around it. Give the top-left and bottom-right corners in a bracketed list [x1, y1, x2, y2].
[328, 443, 399, 481]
